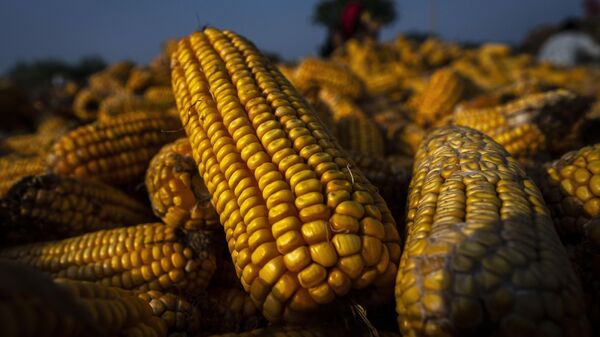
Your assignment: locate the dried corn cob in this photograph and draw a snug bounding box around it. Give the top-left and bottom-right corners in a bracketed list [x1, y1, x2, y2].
[48, 111, 183, 187]
[541, 144, 600, 238]
[58, 279, 168, 337]
[98, 93, 174, 121]
[146, 138, 219, 231]
[451, 90, 590, 158]
[144, 86, 176, 105]
[0, 223, 216, 295]
[171, 28, 400, 322]
[127, 68, 155, 94]
[295, 58, 364, 98]
[138, 290, 201, 334]
[0, 260, 167, 337]
[105, 60, 135, 83]
[0, 154, 46, 197]
[1, 132, 59, 156]
[0, 174, 153, 243]
[415, 68, 470, 127]
[197, 287, 264, 334]
[72, 88, 104, 121]
[335, 116, 385, 157]
[396, 126, 589, 336]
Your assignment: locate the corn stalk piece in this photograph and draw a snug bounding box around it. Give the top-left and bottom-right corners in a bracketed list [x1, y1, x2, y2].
[0, 223, 216, 296]
[171, 28, 401, 322]
[0, 174, 153, 243]
[396, 125, 589, 337]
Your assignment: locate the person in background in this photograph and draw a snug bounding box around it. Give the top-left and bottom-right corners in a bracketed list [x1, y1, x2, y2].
[538, 18, 600, 67]
[313, 0, 396, 57]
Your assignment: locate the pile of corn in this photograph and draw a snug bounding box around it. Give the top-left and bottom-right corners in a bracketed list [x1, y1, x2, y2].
[0, 27, 599, 337]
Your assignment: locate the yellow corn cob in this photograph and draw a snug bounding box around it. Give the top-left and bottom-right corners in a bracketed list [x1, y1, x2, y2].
[197, 287, 263, 334]
[105, 60, 135, 83]
[88, 72, 126, 96]
[171, 28, 400, 322]
[72, 88, 105, 121]
[146, 138, 219, 231]
[295, 58, 365, 98]
[0, 223, 216, 295]
[138, 290, 201, 334]
[335, 116, 385, 157]
[0, 174, 153, 243]
[144, 86, 176, 105]
[58, 279, 168, 337]
[415, 67, 470, 127]
[396, 126, 589, 336]
[127, 68, 155, 94]
[0, 154, 47, 197]
[0, 260, 167, 337]
[540, 144, 600, 238]
[48, 111, 183, 186]
[98, 93, 174, 121]
[0, 117, 73, 156]
[451, 90, 590, 158]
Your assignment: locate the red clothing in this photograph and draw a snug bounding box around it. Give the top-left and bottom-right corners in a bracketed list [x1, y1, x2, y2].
[341, 2, 363, 38]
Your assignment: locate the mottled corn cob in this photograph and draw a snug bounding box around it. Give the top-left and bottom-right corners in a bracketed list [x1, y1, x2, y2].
[451, 90, 590, 158]
[415, 68, 470, 127]
[0, 174, 153, 243]
[396, 126, 589, 336]
[72, 88, 105, 121]
[0, 223, 216, 295]
[335, 116, 385, 157]
[0, 260, 167, 337]
[48, 111, 183, 186]
[295, 58, 365, 98]
[171, 28, 400, 322]
[138, 290, 201, 334]
[0, 154, 46, 197]
[146, 138, 219, 231]
[197, 287, 264, 334]
[541, 144, 600, 238]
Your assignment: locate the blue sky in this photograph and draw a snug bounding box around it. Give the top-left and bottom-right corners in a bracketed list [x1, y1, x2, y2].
[0, 1, 582, 73]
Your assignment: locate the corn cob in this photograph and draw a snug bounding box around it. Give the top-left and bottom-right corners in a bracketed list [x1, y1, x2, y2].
[0, 174, 153, 243]
[451, 90, 590, 158]
[0, 116, 74, 156]
[72, 88, 104, 121]
[171, 28, 400, 322]
[144, 86, 176, 105]
[540, 144, 600, 238]
[0, 154, 47, 197]
[127, 68, 157, 94]
[335, 116, 385, 157]
[146, 138, 219, 231]
[58, 279, 168, 337]
[48, 111, 183, 187]
[295, 58, 365, 98]
[98, 93, 174, 121]
[0, 223, 216, 295]
[0, 260, 167, 337]
[415, 68, 470, 127]
[396, 125, 589, 336]
[105, 60, 135, 83]
[197, 287, 264, 334]
[138, 290, 201, 334]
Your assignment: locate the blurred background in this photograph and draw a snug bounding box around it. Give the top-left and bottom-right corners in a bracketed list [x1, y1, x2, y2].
[0, 1, 587, 76]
